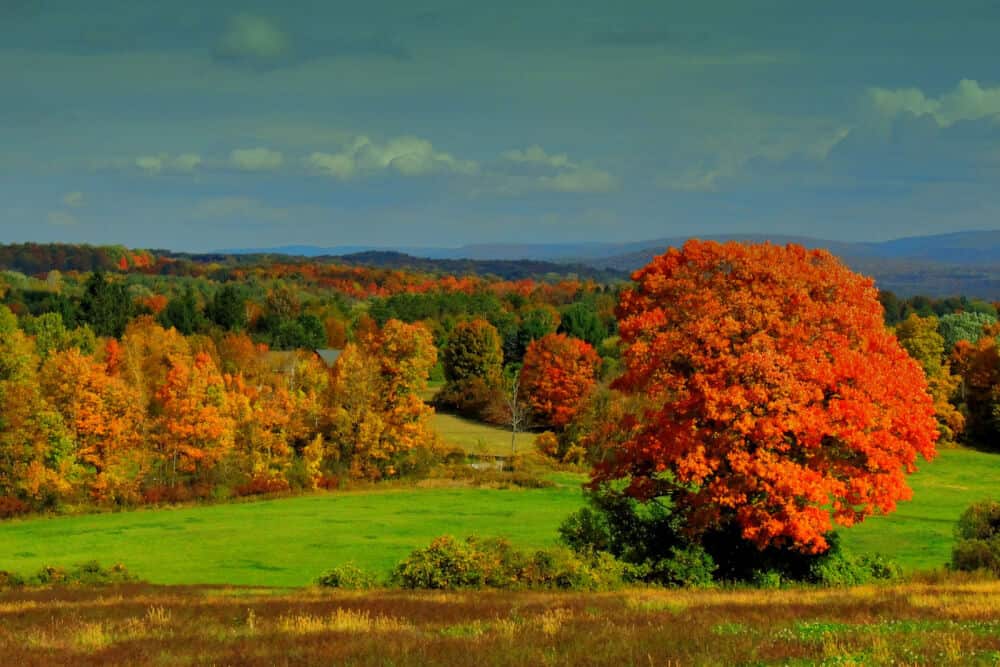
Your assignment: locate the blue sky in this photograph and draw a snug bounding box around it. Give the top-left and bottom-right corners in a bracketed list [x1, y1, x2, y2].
[1, 1, 998, 251]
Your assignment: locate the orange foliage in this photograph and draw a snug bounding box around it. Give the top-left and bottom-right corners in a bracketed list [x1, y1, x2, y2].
[155, 352, 235, 479]
[598, 241, 938, 554]
[40, 348, 143, 499]
[519, 333, 600, 429]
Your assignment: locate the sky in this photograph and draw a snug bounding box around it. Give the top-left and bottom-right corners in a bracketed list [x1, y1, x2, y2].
[1, 0, 999, 252]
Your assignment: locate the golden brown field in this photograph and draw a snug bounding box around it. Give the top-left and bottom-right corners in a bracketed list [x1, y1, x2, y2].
[3, 577, 999, 666]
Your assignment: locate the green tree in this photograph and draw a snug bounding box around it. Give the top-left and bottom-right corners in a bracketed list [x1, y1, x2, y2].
[21, 312, 70, 359]
[79, 272, 133, 337]
[207, 285, 248, 331]
[559, 302, 606, 348]
[159, 288, 205, 335]
[938, 312, 997, 352]
[441, 318, 503, 386]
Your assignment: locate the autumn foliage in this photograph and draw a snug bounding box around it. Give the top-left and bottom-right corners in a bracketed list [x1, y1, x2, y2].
[597, 241, 939, 554]
[519, 333, 600, 429]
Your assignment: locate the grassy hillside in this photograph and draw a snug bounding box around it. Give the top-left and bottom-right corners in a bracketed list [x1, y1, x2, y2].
[432, 412, 534, 456]
[0, 485, 583, 587]
[838, 447, 1000, 570]
[1, 446, 996, 588]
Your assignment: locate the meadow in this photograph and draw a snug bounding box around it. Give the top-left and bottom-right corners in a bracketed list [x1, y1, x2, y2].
[1, 578, 999, 665]
[0, 483, 582, 587]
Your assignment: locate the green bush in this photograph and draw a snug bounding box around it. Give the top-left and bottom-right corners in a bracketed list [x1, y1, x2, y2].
[809, 549, 900, 586]
[316, 563, 380, 589]
[521, 548, 624, 591]
[951, 500, 1000, 575]
[0, 570, 25, 589]
[652, 545, 717, 587]
[389, 535, 624, 591]
[26, 561, 135, 586]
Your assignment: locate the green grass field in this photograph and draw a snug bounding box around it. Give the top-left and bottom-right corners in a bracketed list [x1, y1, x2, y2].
[1, 446, 997, 587]
[432, 411, 534, 456]
[0, 484, 584, 587]
[839, 446, 1000, 570]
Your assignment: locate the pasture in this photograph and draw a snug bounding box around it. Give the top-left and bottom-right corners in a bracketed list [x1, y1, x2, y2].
[432, 411, 534, 457]
[1, 446, 998, 588]
[0, 485, 582, 587]
[838, 446, 1000, 571]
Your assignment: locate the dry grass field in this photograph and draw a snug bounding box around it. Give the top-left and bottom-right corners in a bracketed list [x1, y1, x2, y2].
[2, 577, 999, 666]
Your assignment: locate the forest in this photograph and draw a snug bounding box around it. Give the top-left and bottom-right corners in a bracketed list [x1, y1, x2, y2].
[2, 242, 1000, 518]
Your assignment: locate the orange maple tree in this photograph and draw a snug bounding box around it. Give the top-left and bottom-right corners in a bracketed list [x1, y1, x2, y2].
[155, 352, 235, 482]
[519, 333, 600, 429]
[596, 241, 938, 553]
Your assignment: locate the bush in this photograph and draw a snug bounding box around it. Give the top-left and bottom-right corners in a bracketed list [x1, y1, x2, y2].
[521, 548, 624, 591]
[27, 561, 135, 586]
[234, 474, 291, 498]
[316, 563, 380, 589]
[809, 550, 901, 586]
[559, 486, 899, 588]
[0, 570, 25, 589]
[951, 500, 1000, 575]
[0, 496, 30, 519]
[390, 535, 624, 591]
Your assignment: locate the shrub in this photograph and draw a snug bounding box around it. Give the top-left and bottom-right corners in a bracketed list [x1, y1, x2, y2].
[521, 548, 624, 591]
[27, 561, 135, 586]
[809, 549, 901, 586]
[390, 535, 624, 591]
[234, 474, 291, 498]
[652, 545, 717, 587]
[0, 496, 30, 519]
[0, 570, 25, 589]
[559, 486, 897, 587]
[951, 500, 1000, 575]
[316, 563, 380, 590]
[315, 475, 341, 490]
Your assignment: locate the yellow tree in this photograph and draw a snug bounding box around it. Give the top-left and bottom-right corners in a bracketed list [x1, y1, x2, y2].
[895, 314, 965, 444]
[40, 347, 144, 501]
[0, 307, 75, 506]
[328, 320, 438, 479]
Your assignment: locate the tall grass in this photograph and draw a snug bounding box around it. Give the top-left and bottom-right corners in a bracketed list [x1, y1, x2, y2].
[2, 578, 998, 665]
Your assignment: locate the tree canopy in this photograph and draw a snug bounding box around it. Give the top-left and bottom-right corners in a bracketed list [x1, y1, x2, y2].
[596, 241, 939, 554]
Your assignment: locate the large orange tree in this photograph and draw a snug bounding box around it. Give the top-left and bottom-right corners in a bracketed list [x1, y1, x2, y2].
[596, 241, 938, 553]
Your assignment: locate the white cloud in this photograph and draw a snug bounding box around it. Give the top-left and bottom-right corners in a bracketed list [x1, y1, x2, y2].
[216, 14, 290, 62]
[229, 147, 284, 171]
[47, 211, 77, 226]
[307, 135, 478, 180]
[63, 191, 85, 207]
[135, 153, 202, 174]
[538, 167, 617, 193]
[502, 145, 577, 169]
[499, 145, 617, 193]
[869, 79, 1000, 127]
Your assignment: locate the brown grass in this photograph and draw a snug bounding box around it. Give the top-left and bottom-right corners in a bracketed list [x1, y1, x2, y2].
[1, 578, 999, 665]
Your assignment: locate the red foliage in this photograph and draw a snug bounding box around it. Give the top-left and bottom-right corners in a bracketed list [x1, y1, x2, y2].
[598, 241, 938, 553]
[519, 333, 600, 429]
[0, 496, 30, 519]
[234, 475, 291, 497]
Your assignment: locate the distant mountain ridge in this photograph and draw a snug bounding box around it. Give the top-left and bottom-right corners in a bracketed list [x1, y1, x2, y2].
[219, 230, 1000, 298]
[220, 231, 1000, 265]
